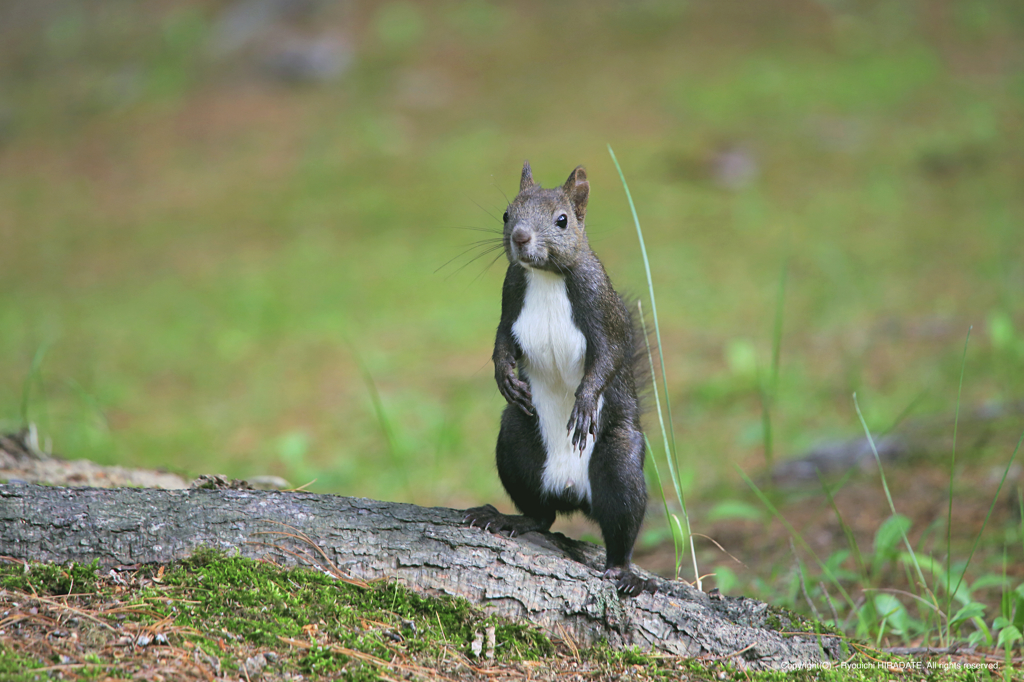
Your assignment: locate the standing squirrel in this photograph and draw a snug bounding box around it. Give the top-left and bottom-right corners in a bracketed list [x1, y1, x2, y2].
[464, 162, 651, 597]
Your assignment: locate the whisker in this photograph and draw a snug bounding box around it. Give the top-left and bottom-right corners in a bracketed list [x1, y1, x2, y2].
[446, 244, 506, 280]
[463, 244, 506, 265]
[492, 182, 511, 207]
[472, 198, 503, 224]
[469, 249, 509, 284]
[447, 226, 503, 235]
[434, 240, 504, 274]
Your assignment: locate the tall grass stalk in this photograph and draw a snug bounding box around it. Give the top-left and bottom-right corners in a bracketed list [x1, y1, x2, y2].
[609, 145, 699, 588]
[644, 433, 684, 578]
[608, 146, 679, 459]
[817, 470, 869, 584]
[639, 301, 695, 583]
[354, 356, 414, 498]
[945, 327, 971, 644]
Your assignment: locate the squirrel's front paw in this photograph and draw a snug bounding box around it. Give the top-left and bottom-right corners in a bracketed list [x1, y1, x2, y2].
[496, 364, 533, 416]
[567, 394, 598, 452]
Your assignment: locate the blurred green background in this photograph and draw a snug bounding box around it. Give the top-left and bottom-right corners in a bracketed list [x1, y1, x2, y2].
[1, 0, 1022, 514]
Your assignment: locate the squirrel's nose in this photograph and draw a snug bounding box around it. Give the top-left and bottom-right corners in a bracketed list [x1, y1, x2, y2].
[512, 229, 531, 247]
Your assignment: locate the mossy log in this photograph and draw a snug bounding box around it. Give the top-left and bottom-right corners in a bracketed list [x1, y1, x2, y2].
[0, 484, 840, 670]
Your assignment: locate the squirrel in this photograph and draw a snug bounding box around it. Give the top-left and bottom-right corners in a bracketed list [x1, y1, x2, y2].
[464, 162, 652, 597]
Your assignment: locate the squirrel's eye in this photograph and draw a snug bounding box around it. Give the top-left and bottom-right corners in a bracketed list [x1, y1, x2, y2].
[555, 213, 568, 229]
[503, 210, 509, 223]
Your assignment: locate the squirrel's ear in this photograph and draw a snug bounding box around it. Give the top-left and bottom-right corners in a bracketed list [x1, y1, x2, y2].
[520, 161, 535, 192]
[563, 165, 589, 222]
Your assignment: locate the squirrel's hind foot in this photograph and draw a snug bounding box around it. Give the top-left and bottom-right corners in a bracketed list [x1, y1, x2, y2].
[603, 567, 658, 598]
[463, 504, 550, 538]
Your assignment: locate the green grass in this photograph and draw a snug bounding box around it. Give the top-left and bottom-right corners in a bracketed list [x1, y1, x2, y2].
[3, 1, 1022, 504]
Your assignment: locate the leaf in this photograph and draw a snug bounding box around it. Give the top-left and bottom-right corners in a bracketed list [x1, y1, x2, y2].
[707, 499, 764, 522]
[669, 513, 687, 544]
[872, 514, 911, 574]
[968, 628, 991, 648]
[824, 549, 851, 571]
[971, 574, 1010, 591]
[822, 550, 858, 583]
[950, 601, 987, 628]
[996, 624, 1022, 649]
[1014, 584, 1024, 631]
[715, 566, 738, 595]
[873, 593, 911, 637]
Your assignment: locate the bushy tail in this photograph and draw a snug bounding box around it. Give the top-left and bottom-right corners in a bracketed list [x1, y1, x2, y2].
[624, 295, 655, 413]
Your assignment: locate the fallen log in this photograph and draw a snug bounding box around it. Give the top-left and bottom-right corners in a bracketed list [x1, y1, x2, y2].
[0, 483, 840, 670]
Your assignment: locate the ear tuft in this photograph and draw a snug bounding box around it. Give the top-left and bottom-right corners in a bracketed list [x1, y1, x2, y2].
[562, 165, 589, 222]
[520, 161, 535, 193]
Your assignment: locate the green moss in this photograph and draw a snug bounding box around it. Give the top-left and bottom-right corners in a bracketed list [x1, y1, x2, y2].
[763, 604, 843, 638]
[585, 642, 677, 679]
[0, 646, 46, 682]
[0, 552, 556, 679]
[0, 559, 99, 595]
[133, 551, 553, 675]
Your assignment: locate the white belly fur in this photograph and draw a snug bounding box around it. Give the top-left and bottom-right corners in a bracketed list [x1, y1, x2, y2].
[511, 266, 602, 502]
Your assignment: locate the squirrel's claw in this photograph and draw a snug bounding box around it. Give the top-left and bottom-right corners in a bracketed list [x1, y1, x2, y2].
[604, 567, 654, 598]
[499, 370, 534, 416]
[567, 396, 598, 453]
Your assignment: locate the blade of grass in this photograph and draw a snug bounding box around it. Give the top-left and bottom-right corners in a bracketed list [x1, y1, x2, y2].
[738, 466, 857, 612]
[359, 363, 400, 464]
[853, 393, 936, 632]
[608, 145, 679, 465]
[612, 147, 700, 588]
[638, 302, 683, 520]
[946, 327, 971, 644]
[817, 469, 869, 584]
[791, 537, 823, 622]
[639, 300, 698, 585]
[353, 355, 415, 499]
[638, 296, 696, 569]
[644, 433, 683, 578]
[950, 426, 1024, 604]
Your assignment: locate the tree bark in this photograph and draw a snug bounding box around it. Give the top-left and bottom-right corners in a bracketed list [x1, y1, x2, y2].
[0, 484, 839, 670]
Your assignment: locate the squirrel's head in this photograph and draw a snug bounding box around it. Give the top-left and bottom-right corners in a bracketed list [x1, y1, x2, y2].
[503, 161, 589, 272]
